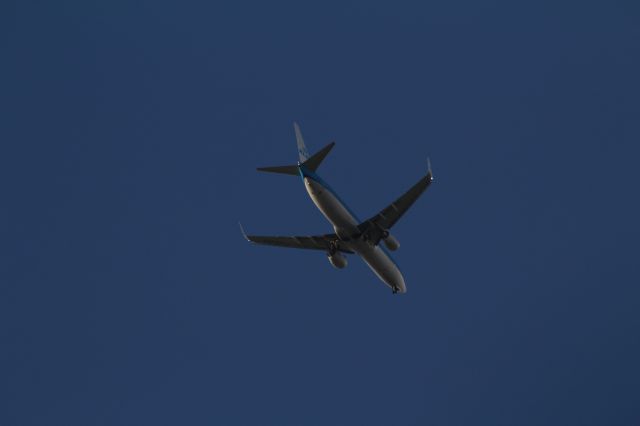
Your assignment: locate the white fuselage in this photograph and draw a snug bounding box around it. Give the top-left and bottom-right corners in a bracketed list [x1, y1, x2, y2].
[301, 169, 406, 293]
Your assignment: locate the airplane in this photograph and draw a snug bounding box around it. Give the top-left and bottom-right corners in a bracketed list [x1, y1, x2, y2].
[240, 123, 433, 294]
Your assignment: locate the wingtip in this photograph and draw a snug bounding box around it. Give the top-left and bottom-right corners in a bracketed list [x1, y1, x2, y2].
[238, 222, 250, 241]
[427, 157, 434, 181]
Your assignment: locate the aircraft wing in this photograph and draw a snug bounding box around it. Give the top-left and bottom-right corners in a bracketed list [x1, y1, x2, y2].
[240, 225, 354, 254]
[357, 163, 433, 245]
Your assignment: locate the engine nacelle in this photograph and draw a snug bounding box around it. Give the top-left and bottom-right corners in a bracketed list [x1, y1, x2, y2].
[383, 234, 400, 251]
[328, 252, 348, 269]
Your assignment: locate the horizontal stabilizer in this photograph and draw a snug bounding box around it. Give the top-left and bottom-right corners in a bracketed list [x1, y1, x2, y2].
[256, 142, 335, 176]
[256, 164, 300, 175]
[256, 124, 335, 176]
[302, 142, 335, 172]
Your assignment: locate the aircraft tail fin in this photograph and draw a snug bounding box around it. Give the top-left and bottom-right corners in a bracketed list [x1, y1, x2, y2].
[294, 122, 310, 162]
[256, 123, 335, 176]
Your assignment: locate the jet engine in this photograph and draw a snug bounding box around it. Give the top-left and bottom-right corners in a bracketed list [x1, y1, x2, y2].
[328, 252, 348, 269]
[383, 234, 400, 251]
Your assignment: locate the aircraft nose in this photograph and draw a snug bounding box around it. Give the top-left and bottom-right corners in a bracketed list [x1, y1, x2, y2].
[393, 271, 407, 294]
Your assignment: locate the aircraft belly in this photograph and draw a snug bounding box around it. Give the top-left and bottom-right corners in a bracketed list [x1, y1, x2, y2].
[304, 177, 406, 292]
[356, 244, 406, 293]
[305, 179, 357, 229]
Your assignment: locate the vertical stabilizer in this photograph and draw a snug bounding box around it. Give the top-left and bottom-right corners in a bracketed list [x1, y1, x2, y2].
[294, 122, 310, 162]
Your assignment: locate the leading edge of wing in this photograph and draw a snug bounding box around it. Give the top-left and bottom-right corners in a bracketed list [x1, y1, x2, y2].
[239, 223, 353, 254]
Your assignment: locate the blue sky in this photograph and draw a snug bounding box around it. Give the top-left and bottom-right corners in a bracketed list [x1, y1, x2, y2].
[1, 1, 639, 425]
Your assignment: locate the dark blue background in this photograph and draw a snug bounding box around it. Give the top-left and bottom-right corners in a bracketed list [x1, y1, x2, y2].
[2, 1, 639, 424]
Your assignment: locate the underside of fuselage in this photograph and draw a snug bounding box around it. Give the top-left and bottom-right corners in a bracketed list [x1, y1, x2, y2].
[300, 166, 407, 294]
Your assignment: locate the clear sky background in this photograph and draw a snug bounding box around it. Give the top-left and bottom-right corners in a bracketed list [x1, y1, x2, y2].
[1, 1, 639, 425]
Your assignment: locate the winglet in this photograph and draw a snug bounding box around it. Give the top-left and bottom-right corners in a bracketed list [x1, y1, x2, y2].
[427, 157, 434, 181]
[239, 222, 250, 241]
